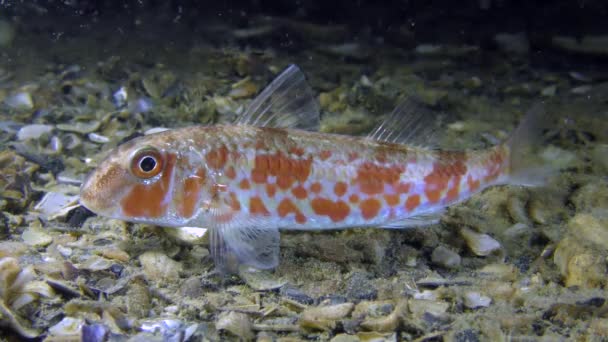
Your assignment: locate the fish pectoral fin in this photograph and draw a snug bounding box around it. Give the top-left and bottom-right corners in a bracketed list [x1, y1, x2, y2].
[236, 64, 320, 131]
[367, 96, 442, 147]
[378, 210, 444, 229]
[209, 220, 280, 273]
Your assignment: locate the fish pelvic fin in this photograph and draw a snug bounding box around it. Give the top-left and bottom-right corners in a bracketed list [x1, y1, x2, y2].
[236, 64, 320, 131]
[505, 102, 556, 186]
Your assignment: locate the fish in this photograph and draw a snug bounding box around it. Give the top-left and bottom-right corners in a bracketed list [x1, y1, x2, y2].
[79, 64, 548, 271]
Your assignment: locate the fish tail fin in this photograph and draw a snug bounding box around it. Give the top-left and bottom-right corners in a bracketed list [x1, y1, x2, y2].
[505, 103, 555, 186]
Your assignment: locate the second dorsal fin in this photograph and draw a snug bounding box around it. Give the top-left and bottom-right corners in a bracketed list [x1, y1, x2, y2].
[367, 96, 441, 146]
[236, 64, 320, 131]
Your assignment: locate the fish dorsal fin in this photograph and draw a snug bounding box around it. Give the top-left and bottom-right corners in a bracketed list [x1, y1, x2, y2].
[368, 96, 441, 146]
[236, 64, 320, 131]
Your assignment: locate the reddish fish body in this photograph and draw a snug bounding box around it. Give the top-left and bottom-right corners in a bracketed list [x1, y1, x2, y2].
[86, 125, 507, 228]
[80, 65, 542, 270]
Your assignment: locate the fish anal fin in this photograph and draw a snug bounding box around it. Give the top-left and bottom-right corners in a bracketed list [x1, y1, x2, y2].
[236, 64, 320, 131]
[368, 96, 442, 146]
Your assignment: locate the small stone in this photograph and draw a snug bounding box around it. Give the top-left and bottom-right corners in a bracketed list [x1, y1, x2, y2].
[591, 144, 608, 173]
[463, 291, 491, 309]
[568, 212, 608, 250]
[431, 246, 461, 269]
[216, 311, 254, 340]
[460, 227, 501, 256]
[228, 78, 259, 99]
[127, 279, 151, 318]
[138, 251, 182, 283]
[22, 226, 53, 247]
[571, 85, 592, 94]
[331, 333, 360, 342]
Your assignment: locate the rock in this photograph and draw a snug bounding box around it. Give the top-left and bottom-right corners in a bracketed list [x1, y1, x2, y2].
[78, 256, 113, 272]
[346, 272, 377, 301]
[0, 241, 29, 258]
[568, 212, 608, 250]
[571, 181, 608, 213]
[138, 251, 182, 283]
[48, 317, 84, 338]
[460, 227, 502, 256]
[127, 279, 151, 318]
[431, 246, 461, 268]
[553, 237, 606, 288]
[540, 85, 557, 97]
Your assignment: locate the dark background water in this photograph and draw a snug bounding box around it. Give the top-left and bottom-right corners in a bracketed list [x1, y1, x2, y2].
[3, 0, 607, 41]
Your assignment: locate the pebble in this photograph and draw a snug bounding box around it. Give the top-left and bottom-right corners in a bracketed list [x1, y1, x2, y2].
[0, 241, 29, 258]
[494, 32, 529, 55]
[463, 291, 492, 309]
[138, 251, 183, 283]
[16, 124, 53, 140]
[460, 227, 502, 256]
[571, 85, 592, 94]
[431, 246, 461, 269]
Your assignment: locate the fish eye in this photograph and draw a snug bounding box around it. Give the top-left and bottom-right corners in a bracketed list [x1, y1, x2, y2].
[130, 148, 164, 179]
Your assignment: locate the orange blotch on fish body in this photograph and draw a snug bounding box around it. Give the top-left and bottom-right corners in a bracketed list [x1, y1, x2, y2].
[178, 168, 207, 218]
[334, 182, 348, 197]
[121, 153, 176, 218]
[319, 150, 332, 161]
[348, 152, 359, 162]
[253, 151, 312, 190]
[292, 185, 308, 199]
[355, 162, 405, 195]
[225, 166, 236, 180]
[266, 184, 277, 198]
[467, 175, 480, 192]
[384, 194, 400, 207]
[349, 194, 360, 204]
[239, 178, 251, 190]
[251, 169, 267, 184]
[288, 146, 305, 157]
[424, 153, 467, 204]
[396, 182, 411, 194]
[310, 182, 322, 194]
[250, 196, 270, 216]
[311, 198, 350, 222]
[405, 194, 421, 211]
[277, 198, 307, 224]
[206, 145, 229, 169]
[226, 192, 241, 211]
[360, 198, 381, 220]
[446, 177, 461, 202]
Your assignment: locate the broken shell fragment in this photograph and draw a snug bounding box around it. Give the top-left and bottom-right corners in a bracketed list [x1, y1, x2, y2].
[17, 124, 53, 140]
[460, 227, 502, 256]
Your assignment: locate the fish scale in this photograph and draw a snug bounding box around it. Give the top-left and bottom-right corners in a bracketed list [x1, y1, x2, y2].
[80, 64, 546, 271]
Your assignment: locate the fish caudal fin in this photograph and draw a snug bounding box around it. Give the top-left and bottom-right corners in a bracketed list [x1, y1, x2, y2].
[505, 103, 554, 186]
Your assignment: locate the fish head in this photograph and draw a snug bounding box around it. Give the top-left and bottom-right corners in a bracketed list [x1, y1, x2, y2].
[80, 131, 211, 226]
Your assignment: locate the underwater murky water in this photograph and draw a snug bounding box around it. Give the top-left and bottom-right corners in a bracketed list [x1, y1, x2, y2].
[0, 2, 607, 341]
